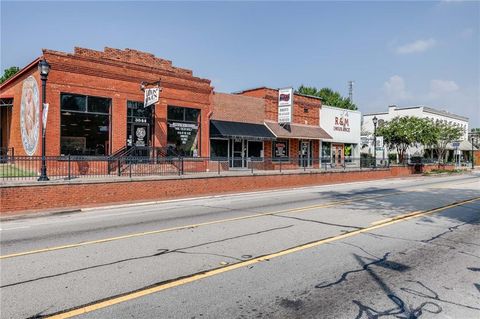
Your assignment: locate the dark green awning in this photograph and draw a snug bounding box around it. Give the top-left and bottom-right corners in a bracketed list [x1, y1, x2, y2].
[210, 120, 276, 140]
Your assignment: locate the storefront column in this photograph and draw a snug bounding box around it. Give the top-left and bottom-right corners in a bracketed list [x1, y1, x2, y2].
[155, 102, 168, 150]
[111, 96, 127, 154]
[200, 109, 210, 157]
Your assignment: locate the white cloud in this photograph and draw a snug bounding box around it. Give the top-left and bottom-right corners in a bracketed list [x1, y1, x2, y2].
[428, 79, 460, 99]
[383, 75, 411, 102]
[395, 38, 436, 54]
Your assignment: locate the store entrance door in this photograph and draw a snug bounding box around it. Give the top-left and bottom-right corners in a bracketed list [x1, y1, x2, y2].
[299, 140, 312, 167]
[332, 144, 344, 167]
[231, 139, 246, 168]
[131, 123, 150, 157]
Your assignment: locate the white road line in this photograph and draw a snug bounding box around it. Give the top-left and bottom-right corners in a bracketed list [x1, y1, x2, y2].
[0, 226, 31, 231]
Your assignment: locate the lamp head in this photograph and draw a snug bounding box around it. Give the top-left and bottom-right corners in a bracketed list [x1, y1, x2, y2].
[38, 59, 50, 77]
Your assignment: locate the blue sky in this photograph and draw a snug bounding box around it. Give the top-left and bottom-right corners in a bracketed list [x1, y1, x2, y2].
[1, 1, 479, 126]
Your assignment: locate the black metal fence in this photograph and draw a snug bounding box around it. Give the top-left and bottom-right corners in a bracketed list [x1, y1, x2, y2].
[0, 155, 391, 182]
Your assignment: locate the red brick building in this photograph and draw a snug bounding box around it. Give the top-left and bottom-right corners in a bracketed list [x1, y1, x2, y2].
[0, 47, 213, 157]
[1, 47, 333, 171]
[210, 92, 275, 168]
[236, 87, 332, 167]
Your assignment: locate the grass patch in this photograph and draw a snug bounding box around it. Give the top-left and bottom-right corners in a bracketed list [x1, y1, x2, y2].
[0, 164, 37, 177]
[424, 168, 464, 175]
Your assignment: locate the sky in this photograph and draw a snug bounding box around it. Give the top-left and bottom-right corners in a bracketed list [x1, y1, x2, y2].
[1, 0, 479, 127]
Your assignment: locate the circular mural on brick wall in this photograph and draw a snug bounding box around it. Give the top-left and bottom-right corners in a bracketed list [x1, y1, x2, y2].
[20, 76, 40, 156]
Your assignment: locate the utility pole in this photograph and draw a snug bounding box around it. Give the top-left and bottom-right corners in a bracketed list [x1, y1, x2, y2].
[348, 81, 354, 103]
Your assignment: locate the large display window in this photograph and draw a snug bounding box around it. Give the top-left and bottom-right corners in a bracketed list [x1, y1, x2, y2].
[210, 139, 228, 159]
[248, 141, 263, 158]
[60, 93, 111, 156]
[167, 106, 200, 157]
[321, 142, 331, 163]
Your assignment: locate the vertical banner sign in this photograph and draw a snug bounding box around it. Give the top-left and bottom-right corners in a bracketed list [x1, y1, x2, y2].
[42, 103, 49, 130]
[376, 136, 384, 148]
[278, 87, 293, 124]
[144, 88, 159, 107]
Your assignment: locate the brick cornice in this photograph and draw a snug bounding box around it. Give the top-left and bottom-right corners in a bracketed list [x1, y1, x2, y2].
[44, 50, 212, 85]
[49, 62, 213, 95]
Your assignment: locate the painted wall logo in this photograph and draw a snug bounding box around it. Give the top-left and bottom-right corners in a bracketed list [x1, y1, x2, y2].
[334, 110, 350, 132]
[20, 76, 40, 156]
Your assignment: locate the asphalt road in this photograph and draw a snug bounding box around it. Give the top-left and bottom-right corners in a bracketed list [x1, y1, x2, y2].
[1, 173, 479, 319]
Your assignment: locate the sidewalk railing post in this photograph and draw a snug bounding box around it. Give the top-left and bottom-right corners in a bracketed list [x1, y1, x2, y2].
[117, 159, 121, 176]
[218, 160, 221, 175]
[280, 160, 282, 173]
[68, 155, 71, 180]
[179, 157, 184, 176]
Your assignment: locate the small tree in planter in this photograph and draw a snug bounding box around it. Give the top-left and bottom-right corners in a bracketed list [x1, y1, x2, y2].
[434, 122, 463, 165]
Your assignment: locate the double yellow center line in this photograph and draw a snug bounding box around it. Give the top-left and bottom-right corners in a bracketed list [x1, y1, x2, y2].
[44, 196, 480, 318]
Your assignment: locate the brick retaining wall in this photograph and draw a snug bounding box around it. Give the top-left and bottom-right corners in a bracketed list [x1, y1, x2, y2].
[1, 166, 423, 216]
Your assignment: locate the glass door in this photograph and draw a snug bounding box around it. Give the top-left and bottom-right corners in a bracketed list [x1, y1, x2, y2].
[132, 123, 150, 157]
[232, 139, 246, 168]
[299, 140, 312, 167]
[332, 144, 344, 167]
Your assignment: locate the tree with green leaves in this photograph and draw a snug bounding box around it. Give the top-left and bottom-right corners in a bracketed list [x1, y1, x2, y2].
[434, 122, 463, 164]
[0, 66, 20, 84]
[296, 85, 357, 110]
[376, 116, 434, 163]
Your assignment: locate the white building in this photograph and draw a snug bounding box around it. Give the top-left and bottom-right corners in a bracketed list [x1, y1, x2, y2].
[320, 105, 362, 167]
[362, 105, 472, 161]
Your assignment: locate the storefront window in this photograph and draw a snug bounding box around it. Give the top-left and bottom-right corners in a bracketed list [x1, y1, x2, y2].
[210, 139, 228, 159]
[273, 140, 289, 161]
[61, 94, 86, 112]
[60, 93, 110, 156]
[248, 141, 263, 159]
[344, 144, 353, 162]
[167, 106, 200, 157]
[321, 142, 331, 163]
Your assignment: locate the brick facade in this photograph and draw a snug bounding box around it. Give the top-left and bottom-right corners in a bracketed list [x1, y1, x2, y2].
[237, 87, 324, 161]
[0, 47, 214, 157]
[211, 92, 265, 124]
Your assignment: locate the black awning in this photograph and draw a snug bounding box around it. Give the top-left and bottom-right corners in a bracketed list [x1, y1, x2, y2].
[210, 120, 276, 140]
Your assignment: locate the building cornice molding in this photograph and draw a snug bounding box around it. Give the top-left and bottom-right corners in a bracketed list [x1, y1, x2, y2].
[44, 50, 212, 85]
[49, 62, 213, 95]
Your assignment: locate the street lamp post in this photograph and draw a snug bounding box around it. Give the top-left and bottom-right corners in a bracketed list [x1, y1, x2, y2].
[372, 116, 378, 168]
[472, 135, 476, 170]
[38, 59, 50, 181]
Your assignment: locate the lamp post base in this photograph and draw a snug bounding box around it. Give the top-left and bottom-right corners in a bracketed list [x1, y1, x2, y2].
[38, 165, 49, 181]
